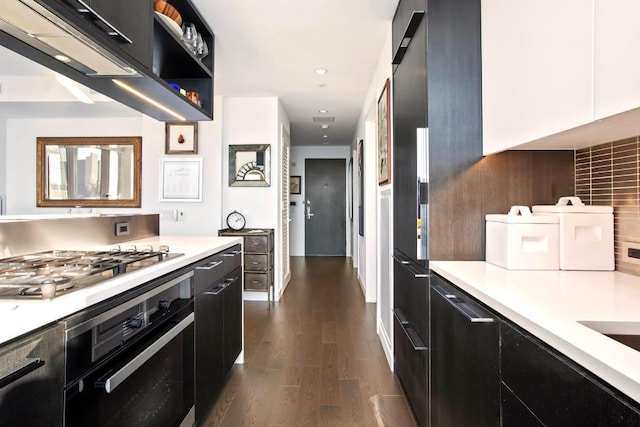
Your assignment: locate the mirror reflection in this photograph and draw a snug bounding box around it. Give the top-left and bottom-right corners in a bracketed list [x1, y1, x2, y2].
[37, 137, 141, 208]
[228, 144, 271, 187]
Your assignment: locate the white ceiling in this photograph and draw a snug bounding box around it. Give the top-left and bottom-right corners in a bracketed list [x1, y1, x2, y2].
[0, 0, 398, 146]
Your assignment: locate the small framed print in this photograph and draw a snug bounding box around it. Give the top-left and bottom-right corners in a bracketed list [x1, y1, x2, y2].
[290, 175, 301, 194]
[160, 158, 203, 202]
[165, 121, 198, 154]
[377, 78, 391, 185]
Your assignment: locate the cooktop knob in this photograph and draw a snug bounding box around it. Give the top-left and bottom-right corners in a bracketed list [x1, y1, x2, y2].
[127, 317, 142, 329]
[158, 299, 171, 310]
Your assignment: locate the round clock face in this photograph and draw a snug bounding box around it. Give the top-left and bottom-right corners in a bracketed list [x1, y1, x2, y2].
[226, 211, 246, 231]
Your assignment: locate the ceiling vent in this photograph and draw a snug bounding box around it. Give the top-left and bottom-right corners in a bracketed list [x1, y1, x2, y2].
[312, 116, 335, 123]
[0, 0, 137, 76]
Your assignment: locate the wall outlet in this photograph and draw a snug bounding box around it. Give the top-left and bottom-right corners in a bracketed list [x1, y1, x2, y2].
[178, 210, 186, 221]
[621, 241, 640, 265]
[159, 210, 174, 221]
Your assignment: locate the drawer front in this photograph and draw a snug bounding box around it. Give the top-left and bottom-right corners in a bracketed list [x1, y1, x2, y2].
[244, 273, 269, 291]
[244, 235, 269, 253]
[194, 255, 225, 294]
[219, 244, 242, 275]
[245, 254, 269, 271]
[501, 321, 640, 426]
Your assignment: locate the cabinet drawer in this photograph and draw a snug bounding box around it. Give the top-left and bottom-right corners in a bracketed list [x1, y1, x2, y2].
[219, 244, 242, 275]
[244, 273, 269, 291]
[244, 235, 270, 253]
[501, 321, 640, 426]
[245, 254, 269, 272]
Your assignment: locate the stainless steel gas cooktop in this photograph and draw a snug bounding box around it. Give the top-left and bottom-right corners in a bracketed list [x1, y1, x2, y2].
[0, 246, 182, 299]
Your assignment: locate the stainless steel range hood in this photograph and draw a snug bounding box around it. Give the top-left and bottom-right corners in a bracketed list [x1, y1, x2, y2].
[0, 0, 137, 76]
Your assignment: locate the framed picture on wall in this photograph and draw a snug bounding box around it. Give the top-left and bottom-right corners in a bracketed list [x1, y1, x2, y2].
[377, 78, 391, 185]
[290, 175, 301, 194]
[165, 122, 198, 154]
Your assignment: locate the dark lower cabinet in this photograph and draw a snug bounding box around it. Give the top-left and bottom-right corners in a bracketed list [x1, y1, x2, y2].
[0, 323, 65, 427]
[223, 267, 242, 374]
[393, 313, 428, 427]
[501, 383, 545, 427]
[502, 321, 640, 427]
[194, 248, 243, 426]
[430, 274, 500, 427]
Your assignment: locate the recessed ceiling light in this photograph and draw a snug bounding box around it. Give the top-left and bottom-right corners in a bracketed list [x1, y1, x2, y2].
[315, 68, 328, 74]
[319, 109, 328, 113]
[323, 135, 328, 138]
[54, 54, 71, 63]
[321, 124, 329, 129]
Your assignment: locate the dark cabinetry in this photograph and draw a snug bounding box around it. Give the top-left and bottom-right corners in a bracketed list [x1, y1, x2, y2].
[430, 274, 500, 427]
[219, 228, 274, 302]
[194, 244, 242, 426]
[0, 0, 213, 121]
[392, 251, 428, 426]
[63, 0, 152, 68]
[501, 321, 640, 427]
[0, 323, 65, 427]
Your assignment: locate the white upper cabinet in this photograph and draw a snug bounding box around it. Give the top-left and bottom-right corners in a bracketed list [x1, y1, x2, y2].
[482, 0, 594, 155]
[594, 0, 640, 120]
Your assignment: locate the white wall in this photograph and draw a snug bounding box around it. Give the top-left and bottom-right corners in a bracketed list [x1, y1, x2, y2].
[289, 144, 352, 257]
[352, 24, 394, 367]
[221, 96, 290, 300]
[3, 95, 225, 235]
[0, 118, 6, 214]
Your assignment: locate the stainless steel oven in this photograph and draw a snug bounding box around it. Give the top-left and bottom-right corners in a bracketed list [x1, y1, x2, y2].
[62, 269, 195, 427]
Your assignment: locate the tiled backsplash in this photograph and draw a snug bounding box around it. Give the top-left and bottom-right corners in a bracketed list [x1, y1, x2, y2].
[575, 137, 640, 275]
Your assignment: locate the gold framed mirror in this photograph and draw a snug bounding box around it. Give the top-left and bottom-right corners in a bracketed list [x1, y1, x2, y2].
[36, 136, 142, 208]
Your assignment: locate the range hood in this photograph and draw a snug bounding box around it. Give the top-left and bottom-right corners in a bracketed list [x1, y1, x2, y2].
[0, 0, 137, 76]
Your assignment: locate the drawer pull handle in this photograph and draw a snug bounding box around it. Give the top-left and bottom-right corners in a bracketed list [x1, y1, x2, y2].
[252, 280, 260, 284]
[251, 261, 260, 265]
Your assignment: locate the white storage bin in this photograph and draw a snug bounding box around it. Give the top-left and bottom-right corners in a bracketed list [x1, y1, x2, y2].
[486, 206, 559, 270]
[532, 197, 614, 271]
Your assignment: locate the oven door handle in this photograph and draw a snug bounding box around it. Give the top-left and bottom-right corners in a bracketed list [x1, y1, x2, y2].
[96, 312, 194, 393]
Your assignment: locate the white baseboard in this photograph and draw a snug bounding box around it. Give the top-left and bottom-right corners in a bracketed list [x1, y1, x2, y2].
[377, 319, 394, 371]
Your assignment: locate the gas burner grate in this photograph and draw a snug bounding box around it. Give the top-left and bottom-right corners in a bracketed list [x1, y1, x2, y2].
[0, 248, 182, 299]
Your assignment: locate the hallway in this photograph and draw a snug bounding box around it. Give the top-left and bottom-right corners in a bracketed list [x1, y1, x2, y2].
[205, 257, 416, 426]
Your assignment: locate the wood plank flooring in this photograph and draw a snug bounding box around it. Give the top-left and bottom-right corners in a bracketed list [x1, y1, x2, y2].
[205, 256, 417, 427]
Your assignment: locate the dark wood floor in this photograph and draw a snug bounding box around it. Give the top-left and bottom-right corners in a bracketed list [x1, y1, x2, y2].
[205, 256, 416, 427]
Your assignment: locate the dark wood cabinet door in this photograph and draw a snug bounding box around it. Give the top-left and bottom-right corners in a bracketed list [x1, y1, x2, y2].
[391, 6, 427, 260]
[223, 268, 242, 374]
[88, 0, 152, 68]
[393, 314, 427, 427]
[430, 274, 500, 427]
[502, 321, 640, 427]
[501, 383, 546, 427]
[393, 253, 428, 342]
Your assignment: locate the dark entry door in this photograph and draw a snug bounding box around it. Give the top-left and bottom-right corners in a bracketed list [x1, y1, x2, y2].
[305, 159, 346, 256]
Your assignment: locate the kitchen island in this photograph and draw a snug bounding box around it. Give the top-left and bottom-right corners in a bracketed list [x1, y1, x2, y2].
[430, 261, 640, 408]
[0, 235, 242, 345]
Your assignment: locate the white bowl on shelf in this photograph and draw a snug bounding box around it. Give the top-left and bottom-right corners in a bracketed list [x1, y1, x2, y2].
[155, 11, 182, 39]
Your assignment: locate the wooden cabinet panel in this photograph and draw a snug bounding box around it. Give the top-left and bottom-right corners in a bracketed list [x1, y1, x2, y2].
[501, 321, 640, 426]
[430, 274, 500, 427]
[501, 383, 545, 427]
[481, 0, 593, 154]
[391, 2, 426, 260]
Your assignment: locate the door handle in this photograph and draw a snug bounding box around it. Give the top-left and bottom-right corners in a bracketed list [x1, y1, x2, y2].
[306, 201, 314, 220]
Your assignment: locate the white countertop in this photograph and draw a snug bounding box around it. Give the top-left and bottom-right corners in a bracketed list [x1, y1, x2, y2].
[430, 261, 640, 404]
[0, 235, 242, 345]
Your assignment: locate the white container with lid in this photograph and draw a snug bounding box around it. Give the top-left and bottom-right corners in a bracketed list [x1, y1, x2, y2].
[486, 206, 560, 270]
[532, 196, 614, 271]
